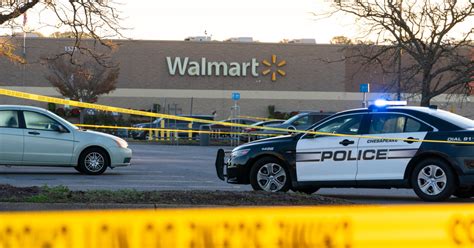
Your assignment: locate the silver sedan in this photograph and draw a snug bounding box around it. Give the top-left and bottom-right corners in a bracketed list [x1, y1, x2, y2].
[0, 105, 132, 175]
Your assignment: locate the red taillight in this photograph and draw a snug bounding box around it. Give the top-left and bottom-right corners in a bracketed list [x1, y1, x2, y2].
[244, 128, 257, 132]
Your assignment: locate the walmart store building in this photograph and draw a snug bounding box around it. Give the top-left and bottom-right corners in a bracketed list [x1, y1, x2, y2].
[0, 38, 473, 119]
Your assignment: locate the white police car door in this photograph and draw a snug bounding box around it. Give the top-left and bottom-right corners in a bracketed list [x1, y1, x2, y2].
[296, 114, 365, 182]
[356, 113, 432, 180]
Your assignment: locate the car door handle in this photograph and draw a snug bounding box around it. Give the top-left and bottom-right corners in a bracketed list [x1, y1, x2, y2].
[28, 131, 40, 135]
[404, 137, 419, 144]
[339, 139, 355, 146]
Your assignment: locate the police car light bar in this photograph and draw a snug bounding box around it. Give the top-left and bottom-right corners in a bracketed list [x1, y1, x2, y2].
[373, 99, 407, 107]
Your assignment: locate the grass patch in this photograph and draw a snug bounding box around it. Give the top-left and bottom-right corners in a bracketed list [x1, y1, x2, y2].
[20, 186, 162, 204]
[25, 185, 70, 203]
[0, 184, 351, 206]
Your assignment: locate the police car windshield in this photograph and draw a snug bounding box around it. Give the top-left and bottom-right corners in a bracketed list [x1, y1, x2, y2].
[431, 110, 474, 129]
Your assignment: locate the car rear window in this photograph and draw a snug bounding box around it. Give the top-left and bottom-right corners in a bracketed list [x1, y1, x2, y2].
[430, 110, 474, 129]
[0, 110, 19, 128]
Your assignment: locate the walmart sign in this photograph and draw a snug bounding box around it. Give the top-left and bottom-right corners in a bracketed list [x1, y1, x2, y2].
[166, 55, 287, 81]
[166, 57, 259, 77]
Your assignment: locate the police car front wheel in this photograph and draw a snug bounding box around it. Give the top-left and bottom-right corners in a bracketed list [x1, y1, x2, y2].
[411, 158, 456, 202]
[250, 157, 291, 192]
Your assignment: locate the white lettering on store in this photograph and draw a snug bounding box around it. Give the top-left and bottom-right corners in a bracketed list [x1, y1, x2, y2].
[166, 57, 259, 77]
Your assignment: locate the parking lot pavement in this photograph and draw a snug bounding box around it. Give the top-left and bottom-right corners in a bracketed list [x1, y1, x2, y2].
[0, 144, 251, 191]
[1, 143, 472, 204]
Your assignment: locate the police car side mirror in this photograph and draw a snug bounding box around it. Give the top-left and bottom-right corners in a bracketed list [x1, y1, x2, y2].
[287, 126, 296, 134]
[302, 132, 323, 139]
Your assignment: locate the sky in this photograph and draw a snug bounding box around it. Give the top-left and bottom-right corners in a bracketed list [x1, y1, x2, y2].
[118, 0, 356, 43]
[4, 0, 471, 44]
[4, 0, 356, 44]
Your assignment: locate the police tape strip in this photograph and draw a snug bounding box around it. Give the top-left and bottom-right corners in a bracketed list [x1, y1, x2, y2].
[74, 124, 279, 137]
[1, 205, 474, 248]
[1, 88, 474, 145]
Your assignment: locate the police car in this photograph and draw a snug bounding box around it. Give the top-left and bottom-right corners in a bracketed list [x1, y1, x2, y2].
[215, 101, 474, 201]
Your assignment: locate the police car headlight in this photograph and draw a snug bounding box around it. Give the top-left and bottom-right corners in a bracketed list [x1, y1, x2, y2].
[231, 149, 250, 157]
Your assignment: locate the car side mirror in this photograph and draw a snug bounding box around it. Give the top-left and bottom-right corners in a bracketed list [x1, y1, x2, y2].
[287, 126, 296, 134]
[52, 124, 68, 133]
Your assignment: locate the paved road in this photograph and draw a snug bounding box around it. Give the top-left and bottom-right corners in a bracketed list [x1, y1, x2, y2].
[1, 143, 473, 204]
[0, 144, 245, 191]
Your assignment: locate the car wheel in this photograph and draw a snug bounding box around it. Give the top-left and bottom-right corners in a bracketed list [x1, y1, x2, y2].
[250, 157, 291, 192]
[78, 148, 109, 175]
[294, 187, 320, 194]
[453, 187, 474, 198]
[411, 158, 456, 202]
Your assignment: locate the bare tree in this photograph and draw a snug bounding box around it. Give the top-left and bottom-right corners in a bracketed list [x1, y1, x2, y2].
[321, 0, 473, 106]
[0, 36, 24, 62]
[45, 55, 119, 103]
[0, 0, 122, 64]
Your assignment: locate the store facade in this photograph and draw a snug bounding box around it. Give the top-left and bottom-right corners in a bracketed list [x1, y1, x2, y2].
[0, 38, 472, 119]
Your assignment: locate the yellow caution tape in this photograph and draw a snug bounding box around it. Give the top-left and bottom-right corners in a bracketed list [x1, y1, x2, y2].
[75, 124, 279, 137]
[0, 88, 263, 128]
[1, 88, 474, 145]
[1, 205, 474, 248]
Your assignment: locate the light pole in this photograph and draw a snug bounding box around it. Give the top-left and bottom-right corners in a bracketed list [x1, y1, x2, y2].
[397, 45, 402, 101]
[397, 0, 403, 101]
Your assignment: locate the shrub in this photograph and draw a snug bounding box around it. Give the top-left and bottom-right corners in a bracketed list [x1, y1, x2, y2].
[55, 108, 66, 117]
[47, 103, 56, 112]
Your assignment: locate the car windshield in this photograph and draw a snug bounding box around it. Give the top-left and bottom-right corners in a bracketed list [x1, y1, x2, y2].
[251, 121, 266, 126]
[307, 114, 337, 131]
[266, 120, 284, 125]
[282, 114, 305, 125]
[431, 109, 474, 129]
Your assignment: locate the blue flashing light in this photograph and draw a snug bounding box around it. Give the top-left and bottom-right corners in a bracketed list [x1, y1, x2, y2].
[372, 99, 407, 108]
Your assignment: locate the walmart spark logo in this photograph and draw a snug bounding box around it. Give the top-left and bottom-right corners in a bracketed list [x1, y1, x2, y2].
[262, 55, 286, 82]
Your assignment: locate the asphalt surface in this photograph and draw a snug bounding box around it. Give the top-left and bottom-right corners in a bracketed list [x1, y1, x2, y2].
[1, 143, 473, 204]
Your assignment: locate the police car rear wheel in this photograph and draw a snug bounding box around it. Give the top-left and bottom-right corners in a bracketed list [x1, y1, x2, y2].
[411, 159, 456, 202]
[250, 157, 290, 192]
